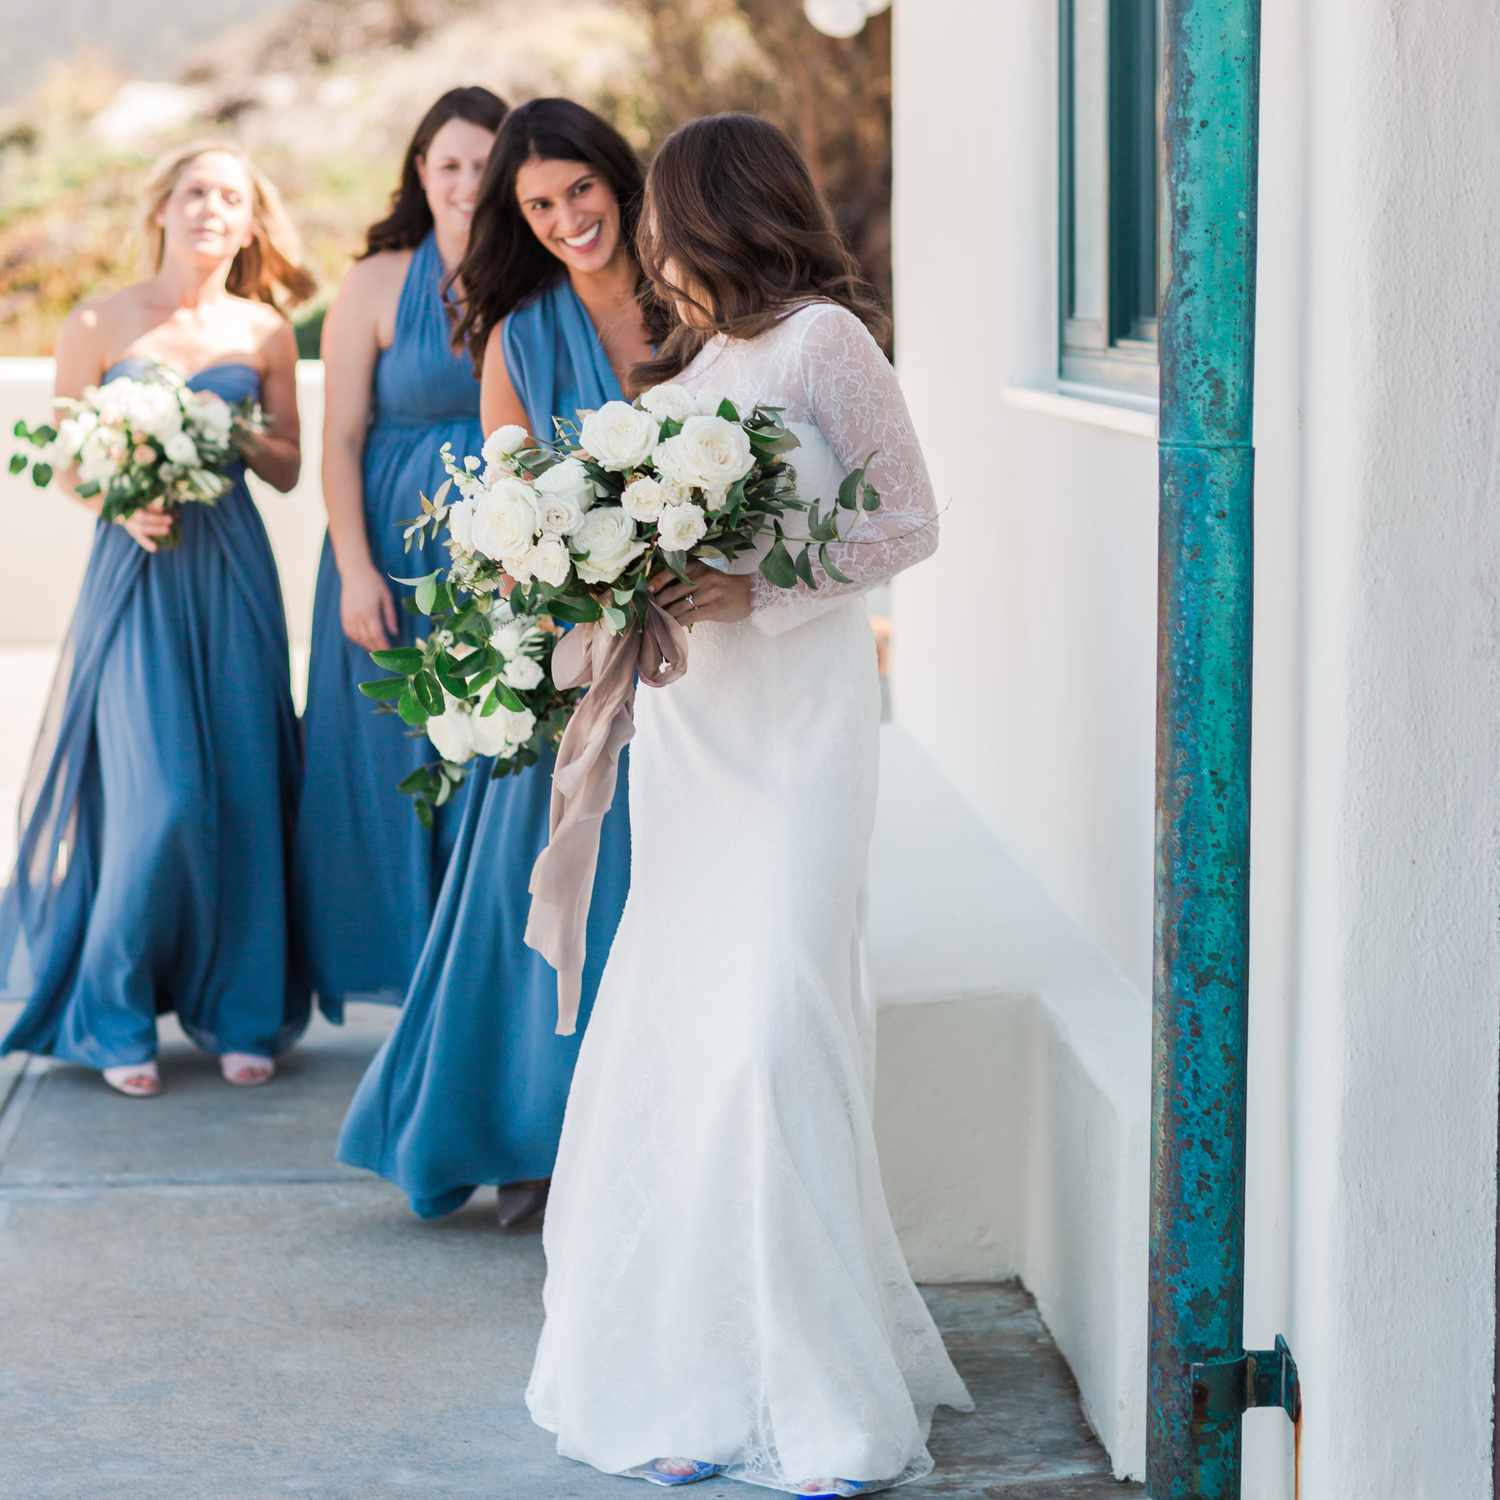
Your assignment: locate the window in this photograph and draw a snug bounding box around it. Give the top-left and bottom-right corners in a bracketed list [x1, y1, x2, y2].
[1059, 0, 1162, 397]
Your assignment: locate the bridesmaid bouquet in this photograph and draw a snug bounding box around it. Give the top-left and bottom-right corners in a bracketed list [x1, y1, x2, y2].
[9, 364, 263, 550]
[358, 594, 577, 825]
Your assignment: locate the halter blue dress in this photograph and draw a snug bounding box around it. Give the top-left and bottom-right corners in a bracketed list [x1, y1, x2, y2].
[336, 276, 632, 1217]
[296, 232, 481, 1018]
[0, 360, 309, 1067]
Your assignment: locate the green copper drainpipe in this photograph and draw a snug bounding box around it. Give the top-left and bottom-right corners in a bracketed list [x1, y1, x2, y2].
[1149, 2, 1298, 1496]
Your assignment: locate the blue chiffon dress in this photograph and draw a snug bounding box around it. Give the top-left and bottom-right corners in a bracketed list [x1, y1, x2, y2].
[296, 231, 481, 1019]
[0, 360, 309, 1068]
[336, 276, 632, 1216]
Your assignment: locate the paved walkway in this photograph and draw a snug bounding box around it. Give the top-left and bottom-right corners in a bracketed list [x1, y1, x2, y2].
[0, 1005, 1138, 1500]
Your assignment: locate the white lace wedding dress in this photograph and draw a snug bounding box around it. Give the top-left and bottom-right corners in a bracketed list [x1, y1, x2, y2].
[526, 302, 974, 1493]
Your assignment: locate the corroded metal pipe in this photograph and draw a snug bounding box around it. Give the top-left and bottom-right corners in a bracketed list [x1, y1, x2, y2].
[1148, 2, 1262, 1497]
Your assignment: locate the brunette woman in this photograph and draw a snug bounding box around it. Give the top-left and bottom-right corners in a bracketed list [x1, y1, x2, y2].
[336, 100, 646, 1227]
[296, 87, 506, 1016]
[0, 143, 313, 1095]
[524, 115, 973, 1495]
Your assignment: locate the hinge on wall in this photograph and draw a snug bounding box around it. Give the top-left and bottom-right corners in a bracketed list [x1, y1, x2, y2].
[1189, 1335, 1301, 1424]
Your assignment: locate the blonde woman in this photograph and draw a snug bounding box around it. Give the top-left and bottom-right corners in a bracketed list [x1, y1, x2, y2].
[0, 143, 314, 1096]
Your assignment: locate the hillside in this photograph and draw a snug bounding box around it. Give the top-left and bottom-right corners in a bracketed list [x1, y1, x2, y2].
[0, 0, 891, 357]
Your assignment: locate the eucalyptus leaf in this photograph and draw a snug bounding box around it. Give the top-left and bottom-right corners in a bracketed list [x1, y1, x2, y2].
[603, 605, 627, 633]
[760, 538, 798, 590]
[793, 545, 818, 589]
[819, 542, 855, 585]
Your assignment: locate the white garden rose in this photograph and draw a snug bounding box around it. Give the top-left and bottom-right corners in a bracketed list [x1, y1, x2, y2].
[469, 477, 540, 563]
[483, 424, 528, 467]
[621, 475, 669, 524]
[77, 426, 124, 486]
[527, 533, 573, 587]
[650, 434, 699, 493]
[471, 702, 536, 757]
[580, 401, 658, 472]
[446, 498, 475, 550]
[501, 654, 545, 691]
[425, 703, 476, 765]
[536, 485, 589, 538]
[638, 383, 697, 423]
[572, 505, 646, 585]
[656, 500, 709, 552]
[674, 415, 755, 491]
[164, 431, 199, 467]
[534, 457, 595, 511]
[50, 411, 97, 463]
[492, 616, 542, 658]
[130, 384, 185, 444]
[190, 392, 233, 447]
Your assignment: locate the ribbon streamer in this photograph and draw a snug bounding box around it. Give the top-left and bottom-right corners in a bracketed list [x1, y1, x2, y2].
[524, 602, 690, 1033]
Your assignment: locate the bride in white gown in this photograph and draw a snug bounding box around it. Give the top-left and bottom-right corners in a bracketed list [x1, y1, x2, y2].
[525, 113, 974, 1497]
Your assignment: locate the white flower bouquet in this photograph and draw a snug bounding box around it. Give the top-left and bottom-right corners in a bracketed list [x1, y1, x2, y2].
[411, 384, 878, 632]
[9, 363, 263, 550]
[369, 386, 879, 817]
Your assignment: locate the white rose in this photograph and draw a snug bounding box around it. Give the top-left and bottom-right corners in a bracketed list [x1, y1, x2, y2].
[656, 500, 709, 552]
[492, 616, 542, 658]
[190, 392, 233, 447]
[446, 498, 475, 550]
[131, 384, 184, 444]
[425, 703, 476, 765]
[503, 547, 535, 584]
[580, 400, 659, 472]
[572, 505, 646, 585]
[674, 415, 755, 491]
[650, 434, 699, 493]
[502, 654, 545, 691]
[638, 383, 697, 423]
[536, 487, 589, 538]
[469, 477, 540, 563]
[50, 411, 97, 463]
[483, 424, 528, 469]
[535, 456, 596, 507]
[77, 426, 124, 485]
[528, 533, 573, 587]
[472, 702, 536, 757]
[621, 475, 669, 524]
[164, 431, 199, 467]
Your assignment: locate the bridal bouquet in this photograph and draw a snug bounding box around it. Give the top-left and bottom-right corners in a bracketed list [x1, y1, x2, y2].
[358, 591, 577, 826]
[9, 363, 263, 549]
[405, 385, 878, 630]
[393, 386, 882, 1033]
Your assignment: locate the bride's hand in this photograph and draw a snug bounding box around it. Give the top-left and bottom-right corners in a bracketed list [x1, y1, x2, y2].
[650, 562, 752, 625]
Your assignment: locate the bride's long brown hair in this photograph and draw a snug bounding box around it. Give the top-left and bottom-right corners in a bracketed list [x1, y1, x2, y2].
[631, 113, 888, 394]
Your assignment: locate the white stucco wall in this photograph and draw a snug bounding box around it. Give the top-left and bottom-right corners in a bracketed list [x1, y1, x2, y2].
[894, 1, 1500, 1496]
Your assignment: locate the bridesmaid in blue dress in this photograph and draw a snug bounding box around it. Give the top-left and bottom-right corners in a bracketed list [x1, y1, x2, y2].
[0, 143, 315, 1096]
[295, 88, 507, 1018]
[337, 100, 661, 1227]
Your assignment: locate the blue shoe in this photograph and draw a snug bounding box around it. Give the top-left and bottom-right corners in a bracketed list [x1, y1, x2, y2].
[796, 1483, 892, 1498]
[635, 1459, 726, 1486]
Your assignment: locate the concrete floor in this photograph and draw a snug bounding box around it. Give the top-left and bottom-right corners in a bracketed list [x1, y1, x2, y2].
[0, 1006, 1141, 1500]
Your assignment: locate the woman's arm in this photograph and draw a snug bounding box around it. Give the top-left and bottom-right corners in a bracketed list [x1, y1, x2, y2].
[748, 304, 939, 632]
[320, 259, 400, 650]
[239, 317, 301, 492]
[480, 323, 530, 436]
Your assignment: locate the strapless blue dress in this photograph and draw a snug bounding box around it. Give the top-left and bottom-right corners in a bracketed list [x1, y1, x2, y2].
[0, 360, 309, 1067]
[336, 276, 632, 1216]
[295, 232, 483, 1018]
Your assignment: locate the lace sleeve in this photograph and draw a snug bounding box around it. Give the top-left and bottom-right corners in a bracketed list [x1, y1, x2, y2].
[749, 304, 939, 622]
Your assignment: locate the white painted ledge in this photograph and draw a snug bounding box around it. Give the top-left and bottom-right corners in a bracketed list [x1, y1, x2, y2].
[869, 725, 1148, 1479]
[1002, 382, 1159, 438]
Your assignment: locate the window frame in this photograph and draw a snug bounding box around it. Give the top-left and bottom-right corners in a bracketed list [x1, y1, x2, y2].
[1058, 0, 1163, 398]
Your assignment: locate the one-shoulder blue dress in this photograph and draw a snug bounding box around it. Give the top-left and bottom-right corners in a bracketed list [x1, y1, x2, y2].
[337, 276, 632, 1217]
[0, 360, 309, 1067]
[295, 232, 481, 1018]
